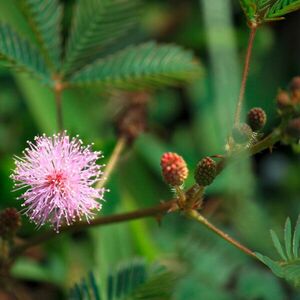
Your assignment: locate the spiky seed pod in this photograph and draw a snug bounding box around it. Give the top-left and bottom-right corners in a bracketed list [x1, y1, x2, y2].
[276, 90, 291, 110]
[194, 157, 217, 186]
[232, 123, 253, 144]
[0, 208, 21, 239]
[286, 118, 300, 140]
[247, 107, 267, 131]
[290, 76, 300, 103]
[160, 152, 188, 186]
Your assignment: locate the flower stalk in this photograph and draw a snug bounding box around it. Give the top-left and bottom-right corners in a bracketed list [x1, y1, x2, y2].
[185, 209, 257, 259]
[96, 136, 127, 190]
[11, 200, 176, 258]
[234, 23, 257, 126]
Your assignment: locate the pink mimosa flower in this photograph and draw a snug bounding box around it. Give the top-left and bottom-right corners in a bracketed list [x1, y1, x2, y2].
[11, 132, 105, 232]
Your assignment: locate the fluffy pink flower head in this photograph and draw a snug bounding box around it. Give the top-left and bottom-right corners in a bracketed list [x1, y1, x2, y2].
[11, 132, 105, 232]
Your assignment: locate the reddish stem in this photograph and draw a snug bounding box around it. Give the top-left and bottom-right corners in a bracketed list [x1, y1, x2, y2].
[186, 210, 256, 259]
[11, 200, 175, 258]
[234, 24, 257, 125]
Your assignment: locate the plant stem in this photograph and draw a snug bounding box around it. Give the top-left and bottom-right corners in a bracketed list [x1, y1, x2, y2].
[234, 24, 257, 126]
[217, 128, 282, 174]
[11, 200, 175, 258]
[186, 209, 257, 259]
[96, 136, 127, 190]
[12, 203, 258, 261]
[249, 129, 281, 155]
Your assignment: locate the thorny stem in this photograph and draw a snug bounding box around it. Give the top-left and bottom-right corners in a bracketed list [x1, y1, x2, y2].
[11, 200, 175, 258]
[234, 23, 257, 126]
[175, 186, 186, 208]
[96, 136, 127, 190]
[11, 202, 258, 262]
[216, 129, 282, 174]
[249, 129, 281, 155]
[186, 210, 257, 259]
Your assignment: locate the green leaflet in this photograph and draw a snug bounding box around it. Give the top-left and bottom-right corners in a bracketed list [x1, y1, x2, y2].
[285, 218, 293, 260]
[0, 22, 50, 83]
[69, 261, 176, 300]
[239, 0, 258, 23]
[293, 215, 300, 258]
[256, 216, 300, 287]
[265, 0, 300, 19]
[62, 0, 141, 76]
[0, 1, 200, 91]
[19, 0, 63, 70]
[239, 0, 275, 23]
[256, 254, 300, 287]
[270, 229, 287, 260]
[239, 0, 300, 23]
[69, 42, 202, 90]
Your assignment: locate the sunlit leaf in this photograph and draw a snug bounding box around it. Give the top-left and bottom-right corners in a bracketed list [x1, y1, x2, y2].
[69, 42, 201, 90]
[62, 0, 141, 75]
[0, 22, 50, 83]
[20, 0, 63, 70]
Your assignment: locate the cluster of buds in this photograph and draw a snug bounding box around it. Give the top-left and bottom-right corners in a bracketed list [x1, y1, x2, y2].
[276, 76, 300, 113]
[159, 78, 300, 209]
[276, 76, 300, 142]
[277, 90, 291, 110]
[0, 208, 21, 240]
[285, 118, 300, 141]
[160, 152, 218, 210]
[290, 77, 300, 103]
[232, 107, 267, 145]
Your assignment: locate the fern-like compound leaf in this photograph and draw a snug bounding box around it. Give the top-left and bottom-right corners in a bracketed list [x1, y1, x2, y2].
[265, 0, 300, 19]
[63, 0, 141, 76]
[256, 254, 300, 287]
[69, 42, 201, 90]
[239, 0, 300, 24]
[239, 0, 258, 23]
[88, 272, 101, 300]
[293, 215, 300, 258]
[270, 229, 287, 260]
[256, 216, 300, 287]
[285, 217, 293, 260]
[255, 253, 284, 277]
[69, 260, 176, 300]
[0, 23, 50, 83]
[19, 0, 63, 70]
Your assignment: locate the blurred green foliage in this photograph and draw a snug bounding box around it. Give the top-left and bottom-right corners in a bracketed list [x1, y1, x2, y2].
[1, 0, 300, 299]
